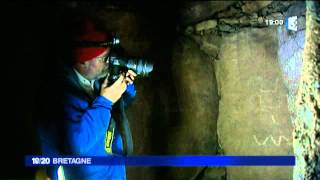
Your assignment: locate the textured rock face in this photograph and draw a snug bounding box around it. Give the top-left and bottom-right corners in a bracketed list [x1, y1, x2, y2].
[179, 1, 236, 25]
[277, 26, 305, 123]
[169, 37, 220, 179]
[293, 1, 320, 179]
[241, 1, 273, 14]
[215, 27, 293, 180]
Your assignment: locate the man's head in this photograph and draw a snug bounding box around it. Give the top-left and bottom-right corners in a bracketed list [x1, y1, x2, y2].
[72, 19, 111, 80]
[74, 49, 110, 80]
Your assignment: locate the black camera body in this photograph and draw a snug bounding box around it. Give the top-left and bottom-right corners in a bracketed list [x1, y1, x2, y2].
[108, 55, 153, 83]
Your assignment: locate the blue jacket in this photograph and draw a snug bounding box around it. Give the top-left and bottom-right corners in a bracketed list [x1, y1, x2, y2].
[37, 67, 136, 180]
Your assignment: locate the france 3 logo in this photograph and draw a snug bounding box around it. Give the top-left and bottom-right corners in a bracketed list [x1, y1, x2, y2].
[285, 16, 298, 31]
[265, 16, 298, 32]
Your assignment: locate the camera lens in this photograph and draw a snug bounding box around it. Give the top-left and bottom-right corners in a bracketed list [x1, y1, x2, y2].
[109, 56, 153, 77]
[127, 59, 153, 76]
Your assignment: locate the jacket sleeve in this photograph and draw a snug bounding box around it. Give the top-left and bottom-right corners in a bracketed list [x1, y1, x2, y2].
[64, 95, 113, 155]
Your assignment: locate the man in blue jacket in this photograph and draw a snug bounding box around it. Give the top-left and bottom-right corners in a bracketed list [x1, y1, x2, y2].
[37, 19, 136, 180]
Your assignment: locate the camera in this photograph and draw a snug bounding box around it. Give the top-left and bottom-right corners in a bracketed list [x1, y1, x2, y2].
[108, 54, 153, 82]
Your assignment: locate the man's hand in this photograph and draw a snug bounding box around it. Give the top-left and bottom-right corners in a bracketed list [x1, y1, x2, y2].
[100, 74, 127, 103]
[124, 70, 137, 84]
[100, 70, 137, 103]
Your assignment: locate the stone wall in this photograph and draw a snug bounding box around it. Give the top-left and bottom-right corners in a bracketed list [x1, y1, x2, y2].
[170, 37, 220, 179]
[215, 27, 293, 180]
[179, 1, 306, 179]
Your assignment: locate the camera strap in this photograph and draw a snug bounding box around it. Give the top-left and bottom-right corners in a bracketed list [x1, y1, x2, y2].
[117, 98, 133, 155]
[105, 118, 116, 154]
[108, 98, 133, 156]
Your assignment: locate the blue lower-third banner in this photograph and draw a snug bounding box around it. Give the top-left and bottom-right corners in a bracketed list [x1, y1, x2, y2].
[25, 155, 295, 166]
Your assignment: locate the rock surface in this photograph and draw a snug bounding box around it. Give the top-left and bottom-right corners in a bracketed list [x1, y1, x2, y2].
[179, 1, 236, 25]
[216, 27, 293, 180]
